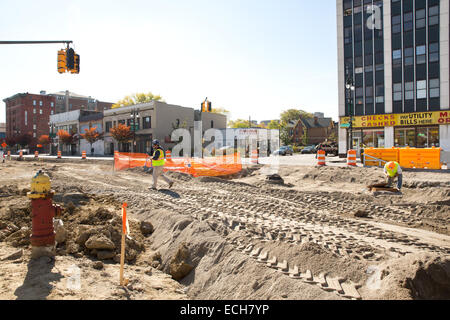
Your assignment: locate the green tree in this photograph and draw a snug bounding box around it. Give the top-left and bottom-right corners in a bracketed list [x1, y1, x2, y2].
[280, 109, 313, 124]
[228, 119, 252, 128]
[267, 120, 281, 130]
[302, 126, 308, 146]
[112, 92, 164, 109]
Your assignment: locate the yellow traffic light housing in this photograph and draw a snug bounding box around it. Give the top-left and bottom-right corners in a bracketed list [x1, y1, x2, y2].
[70, 54, 80, 74]
[57, 50, 66, 74]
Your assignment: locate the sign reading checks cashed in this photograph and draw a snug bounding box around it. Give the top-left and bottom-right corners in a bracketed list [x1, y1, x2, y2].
[340, 111, 450, 128]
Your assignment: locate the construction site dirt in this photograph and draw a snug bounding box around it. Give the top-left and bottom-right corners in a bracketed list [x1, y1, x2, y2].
[0, 160, 449, 300]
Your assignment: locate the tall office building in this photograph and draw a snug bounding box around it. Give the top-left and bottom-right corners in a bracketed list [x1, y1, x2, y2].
[336, 0, 449, 161]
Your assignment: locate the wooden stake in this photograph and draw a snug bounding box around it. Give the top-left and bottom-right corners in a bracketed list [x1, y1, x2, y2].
[120, 232, 125, 286]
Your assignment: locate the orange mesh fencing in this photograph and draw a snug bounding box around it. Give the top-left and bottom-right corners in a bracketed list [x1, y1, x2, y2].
[114, 152, 243, 177]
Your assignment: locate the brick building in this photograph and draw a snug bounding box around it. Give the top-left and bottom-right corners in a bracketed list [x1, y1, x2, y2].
[3, 91, 113, 151]
[292, 114, 336, 145]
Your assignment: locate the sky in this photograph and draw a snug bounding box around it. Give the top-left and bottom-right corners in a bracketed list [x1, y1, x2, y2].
[0, 0, 339, 124]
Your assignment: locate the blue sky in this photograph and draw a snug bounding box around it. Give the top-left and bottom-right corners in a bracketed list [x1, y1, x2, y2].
[0, 0, 338, 124]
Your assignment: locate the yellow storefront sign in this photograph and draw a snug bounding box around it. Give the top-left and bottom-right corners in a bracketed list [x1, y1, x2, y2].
[340, 111, 450, 128]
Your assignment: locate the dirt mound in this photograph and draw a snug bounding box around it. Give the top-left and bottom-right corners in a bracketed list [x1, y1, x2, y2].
[361, 253, 450, 300]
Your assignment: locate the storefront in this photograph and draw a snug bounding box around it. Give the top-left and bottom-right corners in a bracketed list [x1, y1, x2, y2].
[339, 110, 450, 158]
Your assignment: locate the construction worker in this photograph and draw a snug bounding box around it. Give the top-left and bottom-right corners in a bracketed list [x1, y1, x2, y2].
[384, 161, 403, 191]
[150, 140, 174, 190]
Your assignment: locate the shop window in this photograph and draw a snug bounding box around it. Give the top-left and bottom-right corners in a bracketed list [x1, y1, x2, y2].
[417, 127, 439, 148]
[395, 128, 416, 147]
[362, 130, 385, 148]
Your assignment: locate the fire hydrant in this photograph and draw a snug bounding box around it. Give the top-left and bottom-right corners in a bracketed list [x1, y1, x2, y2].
[27, 170, 61, 258]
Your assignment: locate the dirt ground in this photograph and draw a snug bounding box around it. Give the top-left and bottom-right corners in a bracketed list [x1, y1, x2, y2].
[0, 159, 449, 300]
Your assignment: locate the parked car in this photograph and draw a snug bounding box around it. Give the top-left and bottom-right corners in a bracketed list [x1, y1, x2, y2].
[16, 149, 30, 155]
[272, 146, 294, 156]
[315, 143, 338, 156]
[301, 145, 317, 154]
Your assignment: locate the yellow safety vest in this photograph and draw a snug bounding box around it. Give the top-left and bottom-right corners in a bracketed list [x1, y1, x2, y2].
[385, 161, 399, 178]
[152, 148, 165, 167]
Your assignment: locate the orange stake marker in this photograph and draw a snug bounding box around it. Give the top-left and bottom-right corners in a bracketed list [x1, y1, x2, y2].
[120, 202, 129, 286]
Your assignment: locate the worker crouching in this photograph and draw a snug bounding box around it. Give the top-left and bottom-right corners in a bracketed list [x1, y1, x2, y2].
[384, 161, 403, 191]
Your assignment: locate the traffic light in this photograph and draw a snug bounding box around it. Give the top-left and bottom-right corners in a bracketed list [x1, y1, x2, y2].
[70, 54, 80, 74]
[201, 100, 212, 112]
[66, 48, 75, 70]
[57, 50, 66, 74]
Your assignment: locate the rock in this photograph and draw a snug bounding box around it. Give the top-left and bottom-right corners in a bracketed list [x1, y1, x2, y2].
[21, 188, 30, 196]
[61, 192, 90, 205]
[66, 242, 80, 254]
[97, 250, 115, 260]
[126, 249, 137, 262]
[76, 225, 94, 245]
[354, 210, 369, 218]
[92, 261, 104, 270]
[54, 220, 67, 244]
[151, 251, 161, 262]
[6, 227, 31, 245]
[85, 234, 115, 250]
[66, 202, 76, 214]
[169, 243, 194, 281]
[1, 249, 23, 261]
[151, 261, 161, 269]
[140, 221, 154, 236]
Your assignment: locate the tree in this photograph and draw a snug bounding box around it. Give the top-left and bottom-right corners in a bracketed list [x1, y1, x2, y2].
[280, 109, 313, 124]
[228, 119, 252, 128]
[267, 120, 281, 130]
[112, 92, 164, 109]
[301, 126, 309, 146]
[211, 108, 229, 115]
[57, 130, 78, 154]
[5, 136, 17, 148]
[110, 124, 133, 152]
[17, 133, 33, 148]
[80, 127, 103, 155]
[38, 135, 51, 146]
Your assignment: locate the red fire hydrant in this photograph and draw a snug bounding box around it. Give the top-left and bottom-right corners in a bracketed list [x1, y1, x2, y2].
[27, 170, 61, 256]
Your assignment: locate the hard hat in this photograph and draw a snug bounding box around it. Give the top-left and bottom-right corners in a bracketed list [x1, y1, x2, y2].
[152, 139, 160, 146]
[387, 162, 396, 170]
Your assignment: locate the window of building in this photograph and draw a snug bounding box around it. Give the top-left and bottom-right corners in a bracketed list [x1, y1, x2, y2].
[375, 85, 384, 103]
[25, 111, 27, 126]
[403, 12, 413, 31]
[362, 130, 385, 148]
[344, 27, 352, 44]
[404, 47, 414, 66]
[429, 79, 440, 98]
[33, 124, 36, 130]
[417, 80, 427, 99]
[392, 49, 402, 68]
[416, 8, 426, 29]
[417, 127, 439, 148]
[355, 67, 363, 74]
[118, 119, 125, 125]
[405, 82, 414, 100]
[416, 45, 426, 64]
[33, 132, 36, 138]
[143, 116, 151, 129]
[39, 101, 43, 106]
[428, 5, 439, 26]
[39, 109, 42, 114]
[395, 128, 416, 147]
[33, 108, 36, 114]
[393, 83, 403, 101]
[429, 42, 439, 63]
[105, 121, 112, 133]
[126, 119, 131, 127]
[33, 100, 36, 106]
[51, 102, 54, 107]
[392, 15, 401, 34]
[51, 110, 54, 115]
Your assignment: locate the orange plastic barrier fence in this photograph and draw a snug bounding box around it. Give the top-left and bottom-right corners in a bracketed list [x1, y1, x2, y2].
[114, 152, 243, 177]
[399, 147, 442, 169]
[363, 147, 442, 169]
[363, 147, 399, 167]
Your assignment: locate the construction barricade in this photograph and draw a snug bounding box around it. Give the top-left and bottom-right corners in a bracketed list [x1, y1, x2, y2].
[347, 150, 357, 166]
[317, 150, 326, 166]
[57, 151, 62, 159]
[81, 151, 87, 160]
[363, 147, 442, 170]
[399, 147, 442, 169]
[19, 151, 23, 160]
[251, 150, 258, 164]
[7, 151, 11, 160]
[114, 152, 243, 177]
[34, 151, 39, 159]
[166, 150, 172, 161]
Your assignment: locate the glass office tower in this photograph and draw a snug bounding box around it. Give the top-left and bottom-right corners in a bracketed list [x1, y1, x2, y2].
[337, 0, 449, 161]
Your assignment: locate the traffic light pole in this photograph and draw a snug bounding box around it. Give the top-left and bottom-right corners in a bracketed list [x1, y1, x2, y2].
[0, 41, 73, 45]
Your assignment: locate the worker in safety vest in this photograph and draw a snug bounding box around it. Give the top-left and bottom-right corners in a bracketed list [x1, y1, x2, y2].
[384, 161, 403, 191]
[150, 140, 174, 190]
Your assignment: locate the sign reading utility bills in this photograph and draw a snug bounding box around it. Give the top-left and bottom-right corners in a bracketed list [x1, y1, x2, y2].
[340, 111, 450, 128]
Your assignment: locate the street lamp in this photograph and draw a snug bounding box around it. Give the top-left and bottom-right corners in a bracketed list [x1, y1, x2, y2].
[346, 74, 355, 151]
[48, 122, 56, 155]
[130, 108, 140, 153]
